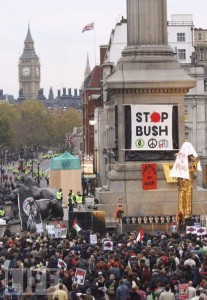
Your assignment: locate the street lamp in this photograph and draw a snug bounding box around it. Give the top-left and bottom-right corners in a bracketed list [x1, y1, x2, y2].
[0, 143, 5, 188]
[37, 162, 40, 187]
[29, 147, 34, 177]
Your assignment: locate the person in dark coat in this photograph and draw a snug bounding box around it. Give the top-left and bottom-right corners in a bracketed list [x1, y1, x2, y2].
[192, 265, 202, 287]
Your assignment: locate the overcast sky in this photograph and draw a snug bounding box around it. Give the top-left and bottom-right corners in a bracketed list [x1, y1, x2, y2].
[1, 0, 207, 98]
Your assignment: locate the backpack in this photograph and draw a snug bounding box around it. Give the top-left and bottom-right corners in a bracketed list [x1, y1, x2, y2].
[107, 281, 115, 295]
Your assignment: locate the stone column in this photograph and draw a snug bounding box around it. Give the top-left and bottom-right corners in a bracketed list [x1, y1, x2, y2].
[127, 0, 168, 46]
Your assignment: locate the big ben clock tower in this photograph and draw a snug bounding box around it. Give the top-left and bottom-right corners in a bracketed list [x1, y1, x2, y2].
[18, 25, 40, 100]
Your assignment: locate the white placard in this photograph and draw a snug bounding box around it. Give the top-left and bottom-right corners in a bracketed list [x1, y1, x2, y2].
[103, 240, 113, 251]
[46, 225, 55, 235]
[90, 234, 97, 245]
[60, 228, 67, 238]
[54, 228, 62, 238]
[36, 223, 43, 233]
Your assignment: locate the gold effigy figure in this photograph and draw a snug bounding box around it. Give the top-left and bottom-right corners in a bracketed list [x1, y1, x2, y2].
[178, 155, 199, 217]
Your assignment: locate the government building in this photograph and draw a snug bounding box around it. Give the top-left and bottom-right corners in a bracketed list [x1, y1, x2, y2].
[0, 26, 82, 111]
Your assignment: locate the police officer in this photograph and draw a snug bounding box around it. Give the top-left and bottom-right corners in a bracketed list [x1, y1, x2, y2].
[68, 192, 76, 212]
[75, 191, 83, 211]
[56, 188, 63, 208]
[0, 207, 5, 218]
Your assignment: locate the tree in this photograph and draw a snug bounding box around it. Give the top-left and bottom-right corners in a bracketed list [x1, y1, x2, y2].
[0, 101, 82, 150]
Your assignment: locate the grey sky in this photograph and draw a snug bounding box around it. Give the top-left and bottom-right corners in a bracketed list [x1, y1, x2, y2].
[0, 0, 206, 98]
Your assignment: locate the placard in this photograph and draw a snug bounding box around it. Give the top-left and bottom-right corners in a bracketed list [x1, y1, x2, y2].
[60, 228, 67, 238]
[103, 240, 113, 251]
[162, 163, 178, 183]
[74, 268, 86, 285]
[142, 163, 157, 190]
[46, 225, 55, 235]
[179, 283, 189, 300]
[90, 234, 97, 245]
[54, 228, 61, 238]
[36, 223, 44, 233]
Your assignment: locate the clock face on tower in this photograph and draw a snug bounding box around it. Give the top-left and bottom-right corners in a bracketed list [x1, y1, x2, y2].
[36, 67, 40, 76]
[22, 67, 30, 76]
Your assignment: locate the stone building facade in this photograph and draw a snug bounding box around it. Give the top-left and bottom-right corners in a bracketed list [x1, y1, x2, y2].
[194, 28, 207, 64]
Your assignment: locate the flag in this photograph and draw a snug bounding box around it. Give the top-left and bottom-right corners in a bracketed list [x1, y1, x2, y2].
[72, 217, 82, 233]
[82, 22, 94, 33]
[18, 189, 42, 232]
[136, 227, 144, 242]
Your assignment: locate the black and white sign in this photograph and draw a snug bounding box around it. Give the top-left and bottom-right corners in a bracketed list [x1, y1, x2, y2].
[131, 105, 173, 151]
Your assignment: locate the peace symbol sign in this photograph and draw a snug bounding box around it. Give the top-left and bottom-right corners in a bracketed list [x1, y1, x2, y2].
[148, 138, 157, 148]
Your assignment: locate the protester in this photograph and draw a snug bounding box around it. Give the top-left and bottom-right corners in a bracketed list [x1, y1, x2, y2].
[0, 203, 207, 300]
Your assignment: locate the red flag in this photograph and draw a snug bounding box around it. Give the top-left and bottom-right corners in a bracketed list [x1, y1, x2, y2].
[136, 227, 144, 242]
[82, 22, 94, 33]
[72, 218, 82, 233]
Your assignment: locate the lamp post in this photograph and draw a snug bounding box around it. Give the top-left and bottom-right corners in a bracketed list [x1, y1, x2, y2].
[30, 147, 34, 177]
[37, 162, 40, 188]
[0, 143, 5, 188]
[94, 148, 98, 175]
[81, 153, 85, 194]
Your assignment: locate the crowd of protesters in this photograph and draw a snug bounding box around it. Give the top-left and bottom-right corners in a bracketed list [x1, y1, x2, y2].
[0, 225, 205, 300]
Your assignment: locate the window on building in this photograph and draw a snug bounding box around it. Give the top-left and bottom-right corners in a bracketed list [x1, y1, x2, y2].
[177, 33, 186, 42]
[178, 49, 186, 60]
[184, 105, 188, 121]
[200, 49, 204, 60]
[198, 32, 202, 41]
[185, 131, 189, 142]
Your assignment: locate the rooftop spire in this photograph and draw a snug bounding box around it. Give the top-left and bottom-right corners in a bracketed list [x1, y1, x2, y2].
[84, 53, 91, 80]
[24, 24, 34, 44]
[20, 25, 38, 59]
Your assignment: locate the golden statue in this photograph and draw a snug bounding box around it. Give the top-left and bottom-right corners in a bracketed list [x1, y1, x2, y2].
[170, 142, 200, 220]
[178, 155, 199, 217]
